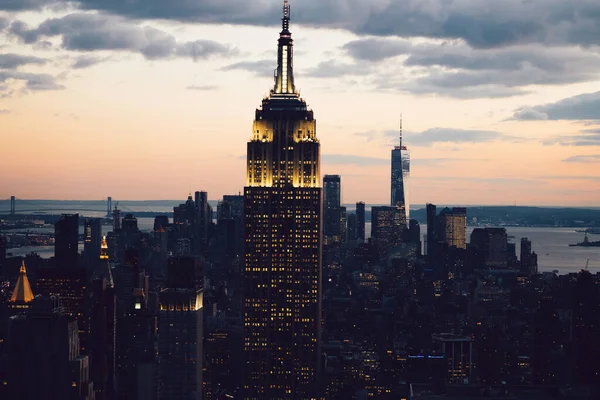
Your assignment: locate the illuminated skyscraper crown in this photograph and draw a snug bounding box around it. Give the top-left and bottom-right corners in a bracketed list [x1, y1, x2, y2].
[273, 0, 296, 96]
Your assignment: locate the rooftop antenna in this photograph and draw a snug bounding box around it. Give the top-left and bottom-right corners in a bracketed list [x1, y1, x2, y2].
[282, 0, 290, 31]
[399, 114, 403, 148]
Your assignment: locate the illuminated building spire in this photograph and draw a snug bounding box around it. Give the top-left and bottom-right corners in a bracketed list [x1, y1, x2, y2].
[98, 236, 114, 287]
[10, 260, 34, 304]
[273, 0, 296, 95]
[100, 236, 109, 260]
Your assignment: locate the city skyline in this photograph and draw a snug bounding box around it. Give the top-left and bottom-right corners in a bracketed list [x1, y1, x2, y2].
[1, 1, 600, 206]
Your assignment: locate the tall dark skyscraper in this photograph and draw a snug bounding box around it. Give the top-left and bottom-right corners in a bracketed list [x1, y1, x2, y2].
[391, 119, 410, 225]
[324, 175, 342, 244]
[356, 202, 366, 243]
[243, 1, 322, 397]
[84, 218, 102, 269]
[55, 213, 79, 268]
[426, 203, 437, 257]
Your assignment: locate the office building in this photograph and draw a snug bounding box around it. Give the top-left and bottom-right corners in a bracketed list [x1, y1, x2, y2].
[356, 202, 366, 243]
[55, 214, 80, 268]
[433, 333, 473, 385]
[243, 2, 322, 397]
[324, 175, 342, 244]
[5, 296, 94, 400]
[426, 203, 437, 257]
[520, 237, 538, 276]
[391, 120, 410, 225]
[371, 206, 403, 261]
[37, 267, 89, 353]
[10, 195, 15, 215]
[90, 242, 116, 400]
[0, 235, 6, 270]
[347, 212, 357, 242]
[157, 276, 203, 400]
[84, 218, 102, 270]
[195, 191, 212, 252]
[470, 228, 508, 269]
[437, 207, 467, 249]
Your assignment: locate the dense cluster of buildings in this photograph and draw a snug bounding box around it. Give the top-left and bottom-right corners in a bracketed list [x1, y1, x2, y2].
[0, 2, 598, 399]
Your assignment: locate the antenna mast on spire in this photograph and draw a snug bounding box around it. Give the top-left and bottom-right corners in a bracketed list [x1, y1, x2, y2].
[282, 0, 291, 31]
[399, 114, 403, 148]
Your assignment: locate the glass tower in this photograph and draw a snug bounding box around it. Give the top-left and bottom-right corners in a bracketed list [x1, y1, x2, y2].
[243, 1, 322, 398]
[391, 119, 410, 225]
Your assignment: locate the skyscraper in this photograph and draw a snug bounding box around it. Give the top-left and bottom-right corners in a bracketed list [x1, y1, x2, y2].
[55, 213, 79, 268]
[324, 175, 342, 244]
[391, 119, 410, 224]
[84, 218, 102, 270]
[437, 207, 467, 249]
[356, 202, 366, 243]
[371, 206, 403, 261]
[157, 259, 203, 400]
[243, 1, 322, 397]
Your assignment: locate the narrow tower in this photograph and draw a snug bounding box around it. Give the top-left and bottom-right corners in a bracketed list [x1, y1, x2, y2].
[9, 261, 34, 306]
[391, 116, 410, 225]
[243, 1, 322, 398]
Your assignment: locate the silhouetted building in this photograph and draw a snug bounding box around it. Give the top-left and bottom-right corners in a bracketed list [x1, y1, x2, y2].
[356, 202, 366, 243]
[90, 241, 116, 400]
[572, 270, 600, 385]
[157, 260, 203, 400]
[154, 215, 169, 231]
[0, 235, 6, 270]
[347, 212, 357, 243]
[520, 237, 538, 276]
[324, 175, 342, 244]
[84, 218, 102, 270]
[10, 195, 15, 215]
[243, 3, 322, 397]
[55, 214, 79, 268]
[195, 191, 212, 253]
[5, 296, 94, 400]
[426, 203, 437, 257]
[37, 266, 89, 354]
[470, 228, 508, 269]
[433, 333, 473, 385]
[371, 206, 403, 261]
[168, 256, 203, 291]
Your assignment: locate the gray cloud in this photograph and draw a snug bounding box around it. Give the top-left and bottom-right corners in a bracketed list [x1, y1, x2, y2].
[0, 1, 572, 50]
[222, 60, 274, 77]
[186, 85, 218, 91]
[0, 70, 65, 91]
[71, 55, 109, 69]
[0, 0, 54, 11]
[350, 38, 600, 98]
[302, 59, 371, 78]
[0, 109, 10, 114]
[408, 128, 502, 146]
[3, 1, 600, 50]
[562, 155, 600, 163]
[0, 53, 48, 69]
[9, 13, 237, 61]
[322, 154, 388, 166]
[512, 91, 600, 121]
[544, 130, 600, 147]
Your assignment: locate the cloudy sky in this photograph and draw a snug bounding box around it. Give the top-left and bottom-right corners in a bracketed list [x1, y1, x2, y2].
[1, 0, 600, 206]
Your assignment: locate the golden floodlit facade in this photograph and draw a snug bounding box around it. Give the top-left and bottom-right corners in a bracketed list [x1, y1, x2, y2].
[243, 1, 322, 398]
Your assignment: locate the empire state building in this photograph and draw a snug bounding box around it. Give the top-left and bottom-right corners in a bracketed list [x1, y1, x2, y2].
[243, 1, 322, 398]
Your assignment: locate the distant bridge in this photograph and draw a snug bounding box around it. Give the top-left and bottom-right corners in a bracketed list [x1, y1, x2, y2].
[0, 197, 118, 215]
